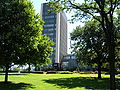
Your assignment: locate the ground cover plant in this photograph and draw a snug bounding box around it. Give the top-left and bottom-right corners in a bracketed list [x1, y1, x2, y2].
[0, 73, 119, 90]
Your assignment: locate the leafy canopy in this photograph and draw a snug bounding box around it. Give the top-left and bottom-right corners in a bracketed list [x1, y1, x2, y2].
[0, 0, 54, 66]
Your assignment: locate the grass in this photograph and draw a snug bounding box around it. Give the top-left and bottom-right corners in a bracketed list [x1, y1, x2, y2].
[0, 73, 120, 90]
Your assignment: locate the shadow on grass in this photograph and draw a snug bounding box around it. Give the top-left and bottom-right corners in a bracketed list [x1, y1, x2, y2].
[0, 73, 28, 75]
[0, 82, 35, 90]
[43, 77, 120, 90]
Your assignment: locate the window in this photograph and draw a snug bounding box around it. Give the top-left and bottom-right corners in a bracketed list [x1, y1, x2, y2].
[44, 15, 54, 19]
[62, 62, 69, 66]
[48, 28, 54, 31]
[64, 56, 70, 60]
[71, 56, 76, 59]
[44, 24, 54, 28]
[45, 20, 55, 23]
[49, 33, 54, 36]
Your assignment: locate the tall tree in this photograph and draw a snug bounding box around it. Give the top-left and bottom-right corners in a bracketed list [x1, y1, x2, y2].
[0, 0, 53, 83]
[48, 0, 120, 89]
[71, 20, 107, 79]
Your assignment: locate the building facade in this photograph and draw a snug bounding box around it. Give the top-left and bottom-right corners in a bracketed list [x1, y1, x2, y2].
[41, 3, 67, 65]
[61, 54, 78, 70]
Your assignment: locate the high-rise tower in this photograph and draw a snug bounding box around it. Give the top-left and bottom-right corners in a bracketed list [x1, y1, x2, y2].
[41, 3, 67, 65]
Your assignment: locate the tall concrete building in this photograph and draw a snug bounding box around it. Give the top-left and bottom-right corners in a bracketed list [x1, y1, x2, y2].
[41, 3, 67, 65]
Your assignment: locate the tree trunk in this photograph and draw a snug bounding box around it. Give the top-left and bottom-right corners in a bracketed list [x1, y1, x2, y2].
[110, 61, 116, 90]
[39, 65, 41, 71]
[5, 64, 9, 83]
[109, 44, 116, 90]
[34, 63, 37, 71]
[98, 61, 102, 79]
[28, 63, 31, 72]
[35, 66, 37, 71]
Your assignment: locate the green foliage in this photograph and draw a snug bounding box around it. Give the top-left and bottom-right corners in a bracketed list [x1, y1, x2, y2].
[0, 0, 40, 65]
[73, 71, 79, 73]
[115, 14, 120, 62]
[0, 0, 54, 83]
[0, 68, 3, 71]
[21, 71, 44, 74]
[0, 0, 54, 66]
[71, 20, 106, 64]
[60, 71, 73, 74]
[47, 71, 56, 74]
[48, 0, 119, 88]
[13, 67, 20, 71]
[48, 0, 120, 22]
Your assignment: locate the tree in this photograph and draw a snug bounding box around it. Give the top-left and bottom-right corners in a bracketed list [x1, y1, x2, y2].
[48, 0, 120, 89]
[0, 0, 53, 83]
[71, 20, 107, 79]
[25, 36, 54, 72]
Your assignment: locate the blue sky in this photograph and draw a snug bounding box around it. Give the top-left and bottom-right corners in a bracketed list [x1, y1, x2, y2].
[30, 0, 82, 54]
[30, 0, 42, 14]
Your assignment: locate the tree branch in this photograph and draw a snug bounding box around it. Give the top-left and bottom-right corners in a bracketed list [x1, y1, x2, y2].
[68, 1, 102, 23]
[107, 0, 119, 15]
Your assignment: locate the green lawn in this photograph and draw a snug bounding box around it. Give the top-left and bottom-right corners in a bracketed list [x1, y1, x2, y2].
[0, 73, 120, 90]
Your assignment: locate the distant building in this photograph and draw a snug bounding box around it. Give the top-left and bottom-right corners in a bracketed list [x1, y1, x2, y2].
[61, 54, 93, 71]
[61, 54, 78, 70]
[41, 3, 67, 66]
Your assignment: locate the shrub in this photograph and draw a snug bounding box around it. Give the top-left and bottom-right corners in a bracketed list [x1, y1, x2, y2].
[21, 71, 44, 74]
[73, 71, 80, 73]
[13, 67, 20, 71]
[79, 71, 93, 74]
[60, 71, 73, 74]
[94, 71, 98, 74]
[0, 68, 3, 71]
[117, 70, 120, 74]
[79, 72, 85, 74]
[31, 71, 44, 74]
[47, 71, 56, 74]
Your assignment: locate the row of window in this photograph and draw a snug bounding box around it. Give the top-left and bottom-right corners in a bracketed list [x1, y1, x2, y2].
[44, 15, 56, 19]
[64, 56, 77, 60]
[44, 28, 56, 32]
[43, 24, 56, 28]
[43, 33, 54, 36]
[44, 20, 56, 24]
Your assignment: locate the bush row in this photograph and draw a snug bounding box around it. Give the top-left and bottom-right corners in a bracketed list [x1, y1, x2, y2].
[0, 71, 18, 73]
[1, 71, 119, 74]
[20, 71, 73, 74]
[20, 71, 92, 74]
[20, 71, 44, 74]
